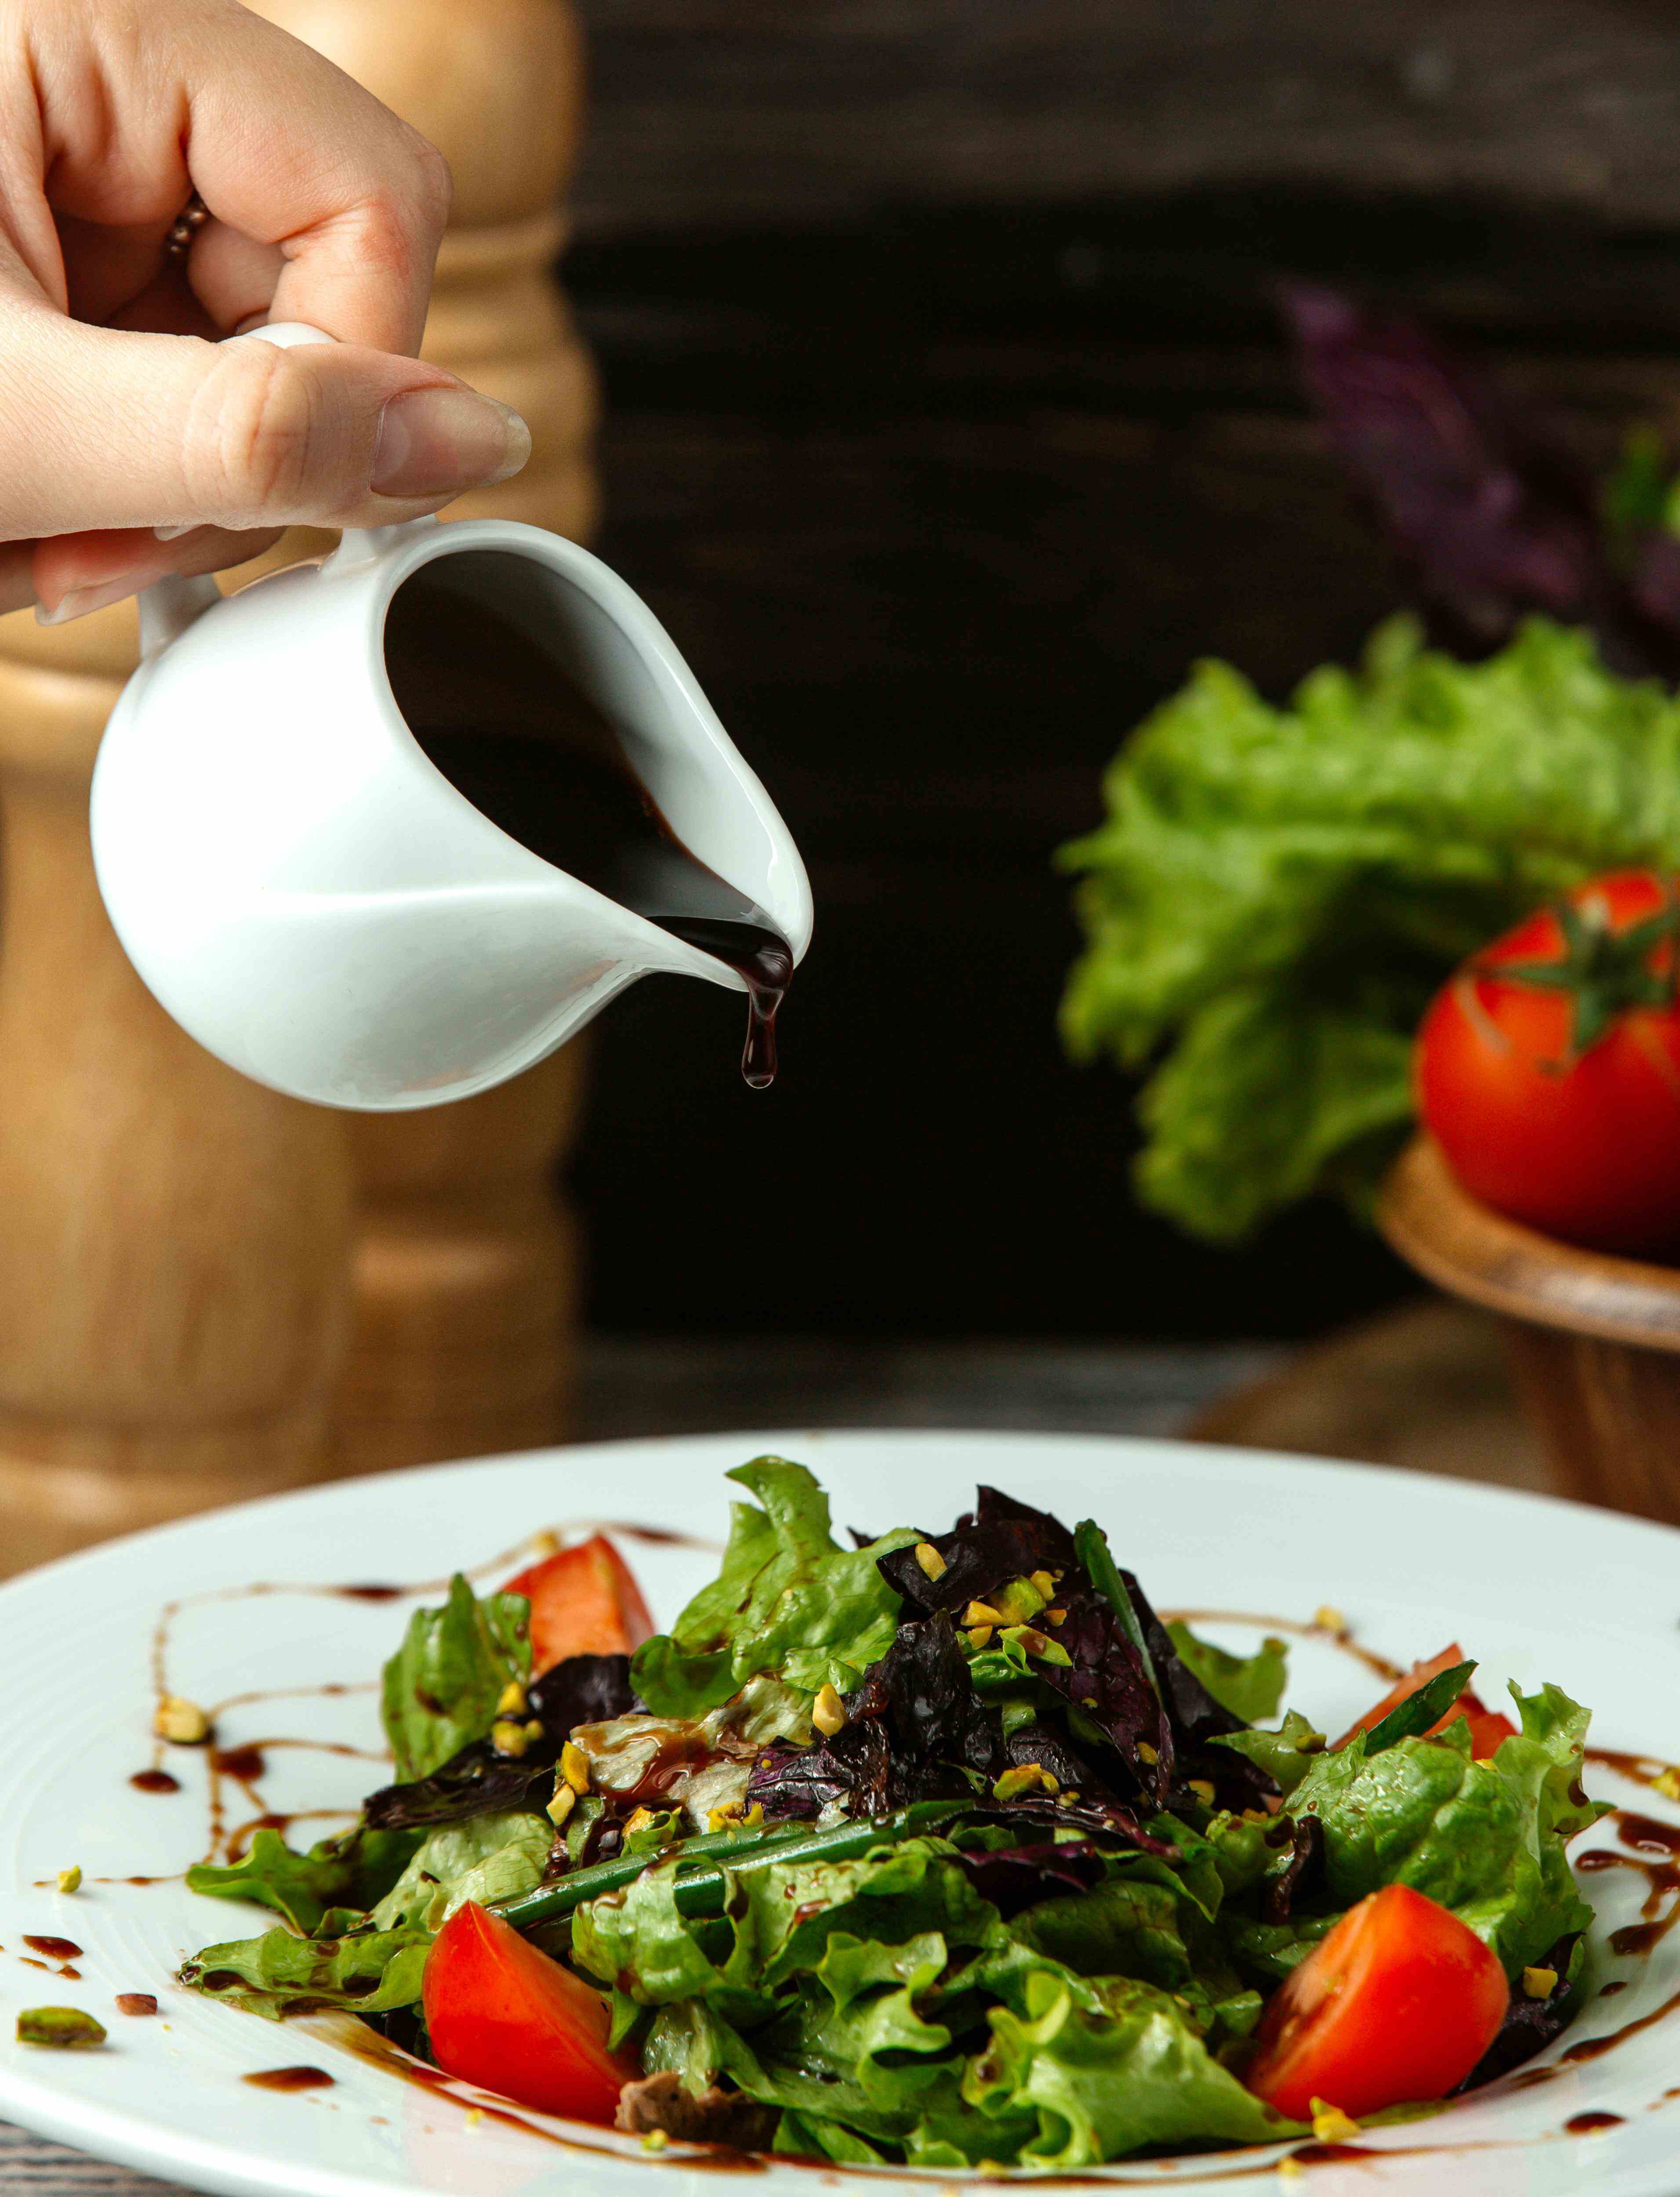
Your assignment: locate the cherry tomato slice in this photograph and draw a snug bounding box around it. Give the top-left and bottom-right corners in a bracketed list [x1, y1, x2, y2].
[1334, 1643, 1515, 1759]
[1245, 1884, 1509, 2121]
[423, 1900, 636, 2123]
[503, 1535, 655, 1674]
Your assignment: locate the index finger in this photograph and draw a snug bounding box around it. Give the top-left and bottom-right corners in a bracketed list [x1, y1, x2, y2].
[51, 0, 451, 355]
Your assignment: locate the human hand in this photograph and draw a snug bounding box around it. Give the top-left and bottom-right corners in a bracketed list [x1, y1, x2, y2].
[0, 0, 530, 625]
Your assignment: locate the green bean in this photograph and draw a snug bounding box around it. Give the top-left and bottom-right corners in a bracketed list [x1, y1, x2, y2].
[494, 1797, 967, 1930]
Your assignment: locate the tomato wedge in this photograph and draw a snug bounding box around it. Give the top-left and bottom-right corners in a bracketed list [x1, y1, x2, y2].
[423, 1900, 636, 2122]
[1244, 1884, 1509, 2120]
[503, 1534, 655, 1675]
[1334, 1643, 1516, 1759]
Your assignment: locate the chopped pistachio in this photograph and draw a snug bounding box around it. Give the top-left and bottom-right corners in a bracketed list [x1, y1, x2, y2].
[1136, 1741, 1159, 1766]
[17, 2007, 105, 2049]
[1012, 1626, 1054, 1659]
[991, 1576, 1049, 1626]
[1313, 1605, 1347, 1635]
[490, 1719, 530, 1758]
[1188, 1778, 1216, 1805]
[1029, 1570, 1056, 1599]
[560, 1740, 591, 1795]
[1655, 1765, 1680, 1802]
[914, 1541, 947, 1581]
[966, 1624, 994, 1650]
[1060, 1789, 1081, 1805]
[1310, 2102, 1360, 2143]
[1522, 1965, 1558, 2000]
[706, 1800, 765, 1832]
[55, 1867, 81, 1896]
[464, 2108, 484, 2130]
[642, 2129, 670, 2152]
[993, 1762, 1056, 1801]
[154, 1695, 210, 1745]
[546, 1781, 576, 1827]
[1044, 1606, 1067, 1626]
[623, 1805, 657, 1835]
[495, 1679, 528, 1718]
[963, 1600, 1005, 1628]
[1277, 2160, 1305, 2182]
[812, 1683, 848, 1737]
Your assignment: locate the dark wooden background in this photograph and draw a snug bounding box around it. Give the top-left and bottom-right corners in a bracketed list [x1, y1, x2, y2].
[558, 0, 1680, 1340]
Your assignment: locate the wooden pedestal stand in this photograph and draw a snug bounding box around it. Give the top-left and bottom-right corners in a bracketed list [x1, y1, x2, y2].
[0, 0, 596, 1573]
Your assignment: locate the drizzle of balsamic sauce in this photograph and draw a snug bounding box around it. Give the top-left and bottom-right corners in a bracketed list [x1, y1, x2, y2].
[384, 556, 795, 1089]
[130, 1768, 180, 1795]
[23, 1935, 81, 1959]
[1565, 2111, 1626, 2133]
[243, 2066, 334, 2092]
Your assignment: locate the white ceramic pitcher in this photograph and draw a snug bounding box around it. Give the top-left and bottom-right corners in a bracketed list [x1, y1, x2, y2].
[90, 325, 812, 1111]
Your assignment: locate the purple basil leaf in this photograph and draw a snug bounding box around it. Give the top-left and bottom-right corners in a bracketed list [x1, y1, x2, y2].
[1281, 283, 1680, 682]
[1451, 1933, 1584, 2091]
[876, 1486, 1079, 1615]
[951, 1837, 1108, 1919]
[1261, 1813, 1324, 1924]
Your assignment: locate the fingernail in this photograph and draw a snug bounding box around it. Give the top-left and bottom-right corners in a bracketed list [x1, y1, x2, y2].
[371, 389, 530, 499]
[36, 575, 151, 625]
[153, 522, 199, 542]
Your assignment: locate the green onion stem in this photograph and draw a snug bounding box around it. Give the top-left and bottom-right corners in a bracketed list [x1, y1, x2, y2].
[494, 1798, 968, 1930]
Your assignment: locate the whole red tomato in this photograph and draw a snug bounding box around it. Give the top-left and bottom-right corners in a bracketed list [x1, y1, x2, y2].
[1415, 870, 1680, 1254]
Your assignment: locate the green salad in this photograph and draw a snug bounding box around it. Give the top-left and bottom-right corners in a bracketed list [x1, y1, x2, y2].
[180, 1459, 1605, 2168]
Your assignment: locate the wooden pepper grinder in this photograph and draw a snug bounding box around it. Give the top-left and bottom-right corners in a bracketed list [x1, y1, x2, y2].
[0, 0, 596, 1572]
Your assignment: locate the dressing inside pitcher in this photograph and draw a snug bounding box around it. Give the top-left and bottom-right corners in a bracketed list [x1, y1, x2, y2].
[384, 552, 795, 1087]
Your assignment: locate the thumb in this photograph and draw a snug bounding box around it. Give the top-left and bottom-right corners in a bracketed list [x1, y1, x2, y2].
[0, 313, 529, 539]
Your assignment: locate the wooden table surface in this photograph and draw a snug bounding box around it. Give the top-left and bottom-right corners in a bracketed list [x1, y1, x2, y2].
[3, 1312, 1550, 2193]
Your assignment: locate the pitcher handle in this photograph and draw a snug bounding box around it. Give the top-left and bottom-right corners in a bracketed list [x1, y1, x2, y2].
[136, 321, 340, 660]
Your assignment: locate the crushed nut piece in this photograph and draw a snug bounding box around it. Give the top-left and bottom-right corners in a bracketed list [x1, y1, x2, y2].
[1044, 1607, 1067, 1626]
[1655, 1766, 1680, 1801]
[963, 1600, 1005, 1628]
[1188, 1779, 1216, 1805]
[642, 2129, 670, 2152]
[1522, 1965, 1558, 2000]
[1136, 1741, 1160, 1766]
[993, 1762, 1056, 1801]
[546, 1782, 576, 1828]
[623, 1806, 657, 1835]
[154, 1695, 210, 1746]
[966, 1624, 994, 1650]
[490, 1719, 530, 1758]
[1277, 2156, 1304, 2180]
[1310, 2101, 1360, 2143]
[1060, 1789, 1081, 1805]
[495, 1679, 528, 1718]
[55, 1867, 81, 1895]
[1014, 1626, 1054, 1657]
[17, 2007, 105, 2049]
[914, 1542, 947, 1581]
[561, 1740, 591, 1795]
[1028, 1569, 1056, 1598]
[465, 2108, 484, 2130]
[1313, 1605, 1347, 1635]
[812, 1683, 848, 1736]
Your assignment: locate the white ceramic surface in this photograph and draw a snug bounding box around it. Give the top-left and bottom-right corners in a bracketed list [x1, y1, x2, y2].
[1, 1429, 1679, 2197]
[90, 326, 812, 1110]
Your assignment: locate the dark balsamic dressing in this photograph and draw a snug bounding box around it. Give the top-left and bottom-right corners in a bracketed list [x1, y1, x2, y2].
[383, 561, 794, 1089]
[130, 1768, 180, 1795]
[23, 1936, 81, 1959]
[243, 2066, 335, 2092]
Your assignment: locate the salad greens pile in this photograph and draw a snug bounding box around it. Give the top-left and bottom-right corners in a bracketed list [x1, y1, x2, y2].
[180, 1458, 1604, 2167]
[1058, 615, 1680, 1240]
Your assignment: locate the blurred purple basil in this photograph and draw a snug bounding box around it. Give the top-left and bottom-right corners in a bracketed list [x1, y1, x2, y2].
[1281, 283, 1680, 683]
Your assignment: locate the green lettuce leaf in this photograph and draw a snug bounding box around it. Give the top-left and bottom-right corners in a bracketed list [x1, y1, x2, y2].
[1285, 1682, 1607, 1975]
[180, 1923, 432, 2020]
[370, 1810, 551, 1932]
[1059, 614, 1680, 1237]
[1166, 1622, 1288, 1723]
[953, 1955, 1299, 2168]
[1210, 1708, 1327, 1796]
[631, 1458, 916, 1715]
[380, 1574, 530, 1783]
[185, 1825, 423, 1936]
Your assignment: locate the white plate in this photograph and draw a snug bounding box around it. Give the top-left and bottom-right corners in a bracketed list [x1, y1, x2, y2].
[1, 1429, 1679, 2197]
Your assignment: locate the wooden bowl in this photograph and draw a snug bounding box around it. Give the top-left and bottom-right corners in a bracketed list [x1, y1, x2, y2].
[1377, 1135, 1680, 1523]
